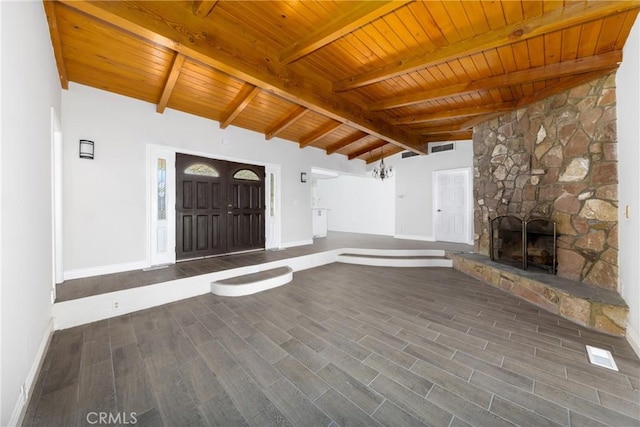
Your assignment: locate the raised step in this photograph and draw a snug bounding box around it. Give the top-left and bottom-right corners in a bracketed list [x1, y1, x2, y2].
[211, 266, 293, 297]
[337, 253, 452, 267]
[450, 252, 628, 337]
[336, 249, 451, 267]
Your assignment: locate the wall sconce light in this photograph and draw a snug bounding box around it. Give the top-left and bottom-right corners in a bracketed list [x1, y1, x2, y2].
[300, 172, 307, 183]
[79, 139, 94, 159]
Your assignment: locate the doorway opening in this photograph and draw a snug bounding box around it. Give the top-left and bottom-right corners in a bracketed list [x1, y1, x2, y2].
[51, 108, 63, 298]
[148, 146, 278, 267]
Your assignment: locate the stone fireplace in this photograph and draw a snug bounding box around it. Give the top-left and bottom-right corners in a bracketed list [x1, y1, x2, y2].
[453, 72, 627, 336]
[474, 73, 618, 291]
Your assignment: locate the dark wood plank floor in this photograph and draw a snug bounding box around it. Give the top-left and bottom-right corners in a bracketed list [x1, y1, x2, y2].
[27, 264, 640, 426]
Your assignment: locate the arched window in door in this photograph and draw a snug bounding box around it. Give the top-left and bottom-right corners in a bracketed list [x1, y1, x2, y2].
[233, 169, 260, 181]
[184, 163, 219, 177]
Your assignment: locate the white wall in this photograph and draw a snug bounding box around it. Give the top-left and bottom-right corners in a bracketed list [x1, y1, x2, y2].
[389, 143, 474, 240]
[312, 143, 474, 239]
[1, 1, 60, 424]
[62, 84, 366, 272]
[315, 175, 395, 235]
[617, 15, 640, 355]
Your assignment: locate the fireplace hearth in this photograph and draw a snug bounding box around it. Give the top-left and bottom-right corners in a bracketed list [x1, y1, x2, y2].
[489, 215, 557, 274]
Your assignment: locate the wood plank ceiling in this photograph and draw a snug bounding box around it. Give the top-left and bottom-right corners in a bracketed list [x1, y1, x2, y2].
[44, 1, 639, 164]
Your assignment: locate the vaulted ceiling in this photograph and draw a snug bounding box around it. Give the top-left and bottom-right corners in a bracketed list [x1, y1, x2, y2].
[44, 1, 639, 164]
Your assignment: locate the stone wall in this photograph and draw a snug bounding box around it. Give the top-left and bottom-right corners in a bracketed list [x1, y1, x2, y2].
[473, 73, 618, 290]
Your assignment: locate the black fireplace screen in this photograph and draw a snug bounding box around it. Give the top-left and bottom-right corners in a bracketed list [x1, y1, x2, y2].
[489, 215, 557, 274]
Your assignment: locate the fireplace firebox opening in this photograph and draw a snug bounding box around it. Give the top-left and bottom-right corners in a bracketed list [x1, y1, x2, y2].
[489, 215, 557, 274]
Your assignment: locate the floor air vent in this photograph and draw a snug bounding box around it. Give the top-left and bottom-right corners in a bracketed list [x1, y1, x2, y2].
[586, 345, 619, 371]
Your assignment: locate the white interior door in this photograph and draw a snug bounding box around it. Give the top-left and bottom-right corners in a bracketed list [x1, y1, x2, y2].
[434, 168, 471, 244]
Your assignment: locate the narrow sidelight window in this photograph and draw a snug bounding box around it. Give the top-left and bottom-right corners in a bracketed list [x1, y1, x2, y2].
[157, 159, 167, 220]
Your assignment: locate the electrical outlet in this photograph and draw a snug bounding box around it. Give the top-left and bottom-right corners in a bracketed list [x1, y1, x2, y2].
[112, 301, 120, 310]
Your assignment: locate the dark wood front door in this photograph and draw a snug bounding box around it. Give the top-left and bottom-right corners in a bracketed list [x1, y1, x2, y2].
[227, 161, 265, 253]
[176, 154, 265, 261]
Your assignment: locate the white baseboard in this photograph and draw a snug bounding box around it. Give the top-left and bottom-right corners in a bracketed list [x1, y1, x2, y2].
[279, 239, 313, 249]
[63, 260, 148, 280]
[9, 318, 54, 427]
[394, 234, 435, 242]
[626, 325, 640, 358]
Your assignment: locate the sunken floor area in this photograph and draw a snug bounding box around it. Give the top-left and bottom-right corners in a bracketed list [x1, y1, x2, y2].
[26, 264, 640, 426]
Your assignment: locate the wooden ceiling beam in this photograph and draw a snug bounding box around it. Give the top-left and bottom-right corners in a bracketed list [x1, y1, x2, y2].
[515, 69, 617, 110]
[279, 1, 411, 64]
[193, 1, 218, 17]
[408, 124, 463, 135]
[58, 0, 425, 154]
[325, 132, 369, 155]
[334, 1, 639, 92]
[156, 52, 186, 114]
[422, 132, 473, 143]
[366, 146, 404, 164]
[371, 82, 471, 112]
[299, 122, 343, 148]
[265, 106, 309, 140]
[220, 84, 260, 129]
[348, 141, 388, 160]
[370, 50, 623, 111]
[461, 69, 618, 130]
[43, 1, 69, 89]
[395, 102, 516, 125]
[461, 113, 508, 131]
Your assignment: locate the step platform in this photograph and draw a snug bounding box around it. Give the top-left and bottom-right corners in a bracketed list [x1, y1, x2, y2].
[211, 266, 293, 297]
[337, 252, 452, 267]
[211, 249, 452, 297]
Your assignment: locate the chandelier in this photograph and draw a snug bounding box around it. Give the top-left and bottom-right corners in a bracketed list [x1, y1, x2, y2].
[372, 153, 393, 181]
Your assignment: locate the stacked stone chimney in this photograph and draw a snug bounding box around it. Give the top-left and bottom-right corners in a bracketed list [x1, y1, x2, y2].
[474, 73, 618, 291]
